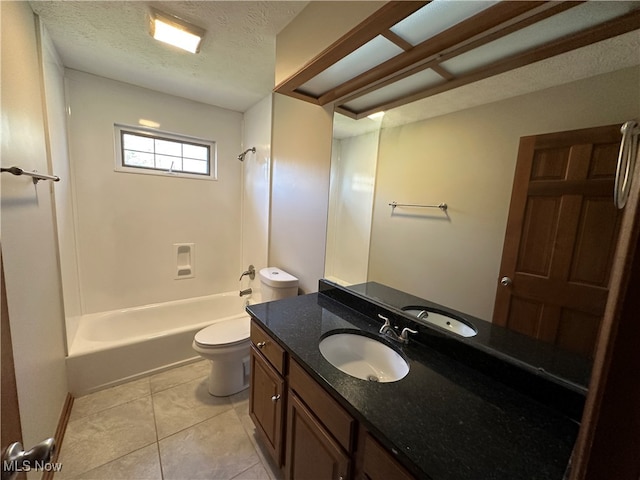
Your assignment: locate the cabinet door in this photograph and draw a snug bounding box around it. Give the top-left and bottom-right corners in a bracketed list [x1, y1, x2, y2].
[285, 392, 350, 480]
[249, 345, 285, 466]
[361, 433, 414, 480]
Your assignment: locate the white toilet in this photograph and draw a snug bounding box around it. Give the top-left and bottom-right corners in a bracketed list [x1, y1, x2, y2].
[259, 267, 299, 301]
[192, 267, 298, 396]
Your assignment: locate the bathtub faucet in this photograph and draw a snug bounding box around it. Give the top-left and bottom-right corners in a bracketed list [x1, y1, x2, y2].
[239, 288, 252, 297]
[239, 264, 255, 281]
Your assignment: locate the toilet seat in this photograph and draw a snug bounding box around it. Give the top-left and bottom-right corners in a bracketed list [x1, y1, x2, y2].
[194, 317, 250, 349]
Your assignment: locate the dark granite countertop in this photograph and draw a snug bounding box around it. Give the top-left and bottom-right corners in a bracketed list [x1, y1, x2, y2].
[342, 281, 592, 392]
[246, 289, 580, 480]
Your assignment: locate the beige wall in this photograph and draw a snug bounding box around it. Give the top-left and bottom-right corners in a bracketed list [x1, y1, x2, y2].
[271, 1, 382, 293]
[369, 66, 640, 320]
[326, 132, 379, 285]
[275, 1, 382, 85]
[270, 94, 333, 293]
[1, 2, 68, 452]
[66, 71, 243, 314]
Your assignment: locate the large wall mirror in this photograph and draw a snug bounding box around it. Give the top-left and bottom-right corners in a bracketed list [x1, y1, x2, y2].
[325, 30, 640, 381]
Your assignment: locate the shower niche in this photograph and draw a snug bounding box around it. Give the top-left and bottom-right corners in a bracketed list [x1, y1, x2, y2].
[174, 243, 195, 279]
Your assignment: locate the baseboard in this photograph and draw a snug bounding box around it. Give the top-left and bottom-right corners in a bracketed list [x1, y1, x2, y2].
[43, 393, 74, 480]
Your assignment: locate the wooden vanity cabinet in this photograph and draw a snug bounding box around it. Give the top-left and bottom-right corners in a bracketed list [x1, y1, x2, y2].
[248, 318, 415, 480]
[286, 358, 355, 480]
[249, 323, 286, 467]
[286, 392, 350, 480]
[360, 432, 414, 480]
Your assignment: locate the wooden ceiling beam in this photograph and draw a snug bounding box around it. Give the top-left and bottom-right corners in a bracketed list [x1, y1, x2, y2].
[381, 30, 414, 52]
[321, 1, 580, 107]
[350, 9, 640, 119]
[274, 1, 428, 95]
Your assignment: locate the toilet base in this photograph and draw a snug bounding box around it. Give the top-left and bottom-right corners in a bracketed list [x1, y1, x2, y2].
[205, 355, 250, 397]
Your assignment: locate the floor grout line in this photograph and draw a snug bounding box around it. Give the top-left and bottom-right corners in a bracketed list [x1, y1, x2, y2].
[58, 365, 282, 480]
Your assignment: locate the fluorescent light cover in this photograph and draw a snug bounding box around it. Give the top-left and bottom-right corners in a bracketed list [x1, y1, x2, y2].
[367, 111, 385, 120]
[150, 10, 204, 54]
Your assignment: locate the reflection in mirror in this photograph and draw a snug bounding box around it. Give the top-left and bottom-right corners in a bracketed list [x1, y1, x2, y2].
[326, 32, 640, 379]
[325, 113, 383, 286]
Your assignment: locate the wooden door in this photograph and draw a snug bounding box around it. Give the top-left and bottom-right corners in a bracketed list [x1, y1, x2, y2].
[494, 125, 623, 358]
[1, 251, 25, 475]
[249, 345, 285, 466]
[285, 392, 350, 480]
[571, 141, 640, 479]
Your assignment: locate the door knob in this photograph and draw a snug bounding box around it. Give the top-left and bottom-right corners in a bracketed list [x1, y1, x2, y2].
[500, 276, 512, 286]
[1, 438, 56, 480]
[271, 394, 281, 402]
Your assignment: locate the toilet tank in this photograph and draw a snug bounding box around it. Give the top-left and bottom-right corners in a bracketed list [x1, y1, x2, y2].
[259, 267, 299, 302]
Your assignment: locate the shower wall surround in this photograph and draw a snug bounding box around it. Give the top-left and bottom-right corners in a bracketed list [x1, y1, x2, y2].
[65, 70, 243, 315]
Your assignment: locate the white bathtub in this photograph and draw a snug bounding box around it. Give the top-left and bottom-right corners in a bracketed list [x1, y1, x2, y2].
[66, 292, 259, 396]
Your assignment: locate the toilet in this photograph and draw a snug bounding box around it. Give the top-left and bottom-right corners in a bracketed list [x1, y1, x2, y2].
[259, 267, 299, 301]
[192, 267, 298, 396]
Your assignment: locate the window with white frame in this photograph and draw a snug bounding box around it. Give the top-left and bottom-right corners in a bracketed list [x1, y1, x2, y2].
[114, 125, 216, 180]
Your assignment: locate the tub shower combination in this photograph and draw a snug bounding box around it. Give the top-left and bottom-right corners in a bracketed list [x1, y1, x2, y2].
[66, 292, 255, 395]
[66, 266, 300, 396]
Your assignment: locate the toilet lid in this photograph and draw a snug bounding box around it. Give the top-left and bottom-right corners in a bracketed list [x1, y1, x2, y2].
[194, 317, 250, 347]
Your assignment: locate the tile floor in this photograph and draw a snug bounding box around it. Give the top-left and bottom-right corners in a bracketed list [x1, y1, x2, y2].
[57, 360, 282, 480]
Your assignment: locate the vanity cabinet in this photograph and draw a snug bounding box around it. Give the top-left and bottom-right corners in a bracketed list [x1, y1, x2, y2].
[286, 358, 355, 480]
[249, 323, 286, 467]
[286, 392, 350, 480]
[249, 318, 415, 480]
[360, 433, 414, 480]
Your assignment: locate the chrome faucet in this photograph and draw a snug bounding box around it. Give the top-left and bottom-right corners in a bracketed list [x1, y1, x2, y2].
[239, 288, 252, 297]
[239, 264, 255, 281]
[378, 314, 417, 344]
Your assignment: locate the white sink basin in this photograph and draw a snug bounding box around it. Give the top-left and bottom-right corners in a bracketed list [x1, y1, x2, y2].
[319, 332, 409, 383]
[402, 307, 477, 337]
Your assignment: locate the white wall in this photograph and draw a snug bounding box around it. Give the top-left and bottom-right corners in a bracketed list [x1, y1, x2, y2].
[1, 2, 68, 453]
[369, 66, 640, 321]
[40, 23, 81, 347]
[241, 95, 272, 293]
[325, 131, 379, 285]
[65, 70, 243, 314]
[270, 94, 333, 293]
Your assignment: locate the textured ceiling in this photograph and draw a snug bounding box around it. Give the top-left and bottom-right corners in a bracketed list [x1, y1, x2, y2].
[30, 1, 308, 112]
[30, 1, 640, 122]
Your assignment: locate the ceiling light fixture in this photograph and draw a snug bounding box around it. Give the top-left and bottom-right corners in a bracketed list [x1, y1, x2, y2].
[150, 9, 205, 54]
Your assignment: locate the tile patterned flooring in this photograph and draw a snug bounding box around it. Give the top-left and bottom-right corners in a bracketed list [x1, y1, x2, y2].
[57, 360, 282, 480]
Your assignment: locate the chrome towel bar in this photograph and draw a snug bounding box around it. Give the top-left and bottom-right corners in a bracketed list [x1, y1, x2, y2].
[389, 201, 447, 211]
[1, 166, 60, 184]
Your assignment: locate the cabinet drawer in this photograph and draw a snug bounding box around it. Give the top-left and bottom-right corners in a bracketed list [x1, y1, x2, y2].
[289, 358, 355, 453]
[362, 433, 414, 480]
[251, 319, 286, 374]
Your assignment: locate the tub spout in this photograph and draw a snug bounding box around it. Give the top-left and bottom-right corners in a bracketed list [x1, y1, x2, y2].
[239, 288, 252, 297]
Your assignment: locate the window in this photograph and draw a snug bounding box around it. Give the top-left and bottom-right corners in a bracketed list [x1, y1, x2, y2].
[114, 125, 216, 180]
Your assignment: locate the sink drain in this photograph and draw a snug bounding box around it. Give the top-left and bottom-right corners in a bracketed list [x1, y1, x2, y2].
[367, 375, 379, 382]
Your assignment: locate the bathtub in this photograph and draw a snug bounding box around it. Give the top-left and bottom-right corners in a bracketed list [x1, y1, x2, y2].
[66, 291, 260, 396]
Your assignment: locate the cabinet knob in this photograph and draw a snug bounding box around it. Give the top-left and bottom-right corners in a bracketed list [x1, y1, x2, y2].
[271, 394, 281, 402]
[256, 341, 266, 348]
